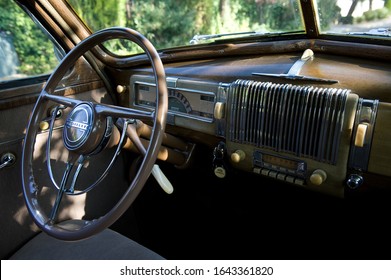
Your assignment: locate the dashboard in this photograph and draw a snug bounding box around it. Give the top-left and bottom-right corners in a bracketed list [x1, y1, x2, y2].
[126, 48, 391, 198]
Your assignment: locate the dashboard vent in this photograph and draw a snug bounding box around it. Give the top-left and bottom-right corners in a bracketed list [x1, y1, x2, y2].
[228, 80, 350, 164]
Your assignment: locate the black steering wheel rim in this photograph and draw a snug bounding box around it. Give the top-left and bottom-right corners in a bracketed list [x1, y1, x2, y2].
[21, 27, 168, 241]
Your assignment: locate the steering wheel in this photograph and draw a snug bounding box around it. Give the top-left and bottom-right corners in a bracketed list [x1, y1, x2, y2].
[21, 27, 168, 241]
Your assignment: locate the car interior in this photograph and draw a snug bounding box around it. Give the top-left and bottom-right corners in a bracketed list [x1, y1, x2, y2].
[1, 0, 391, 260]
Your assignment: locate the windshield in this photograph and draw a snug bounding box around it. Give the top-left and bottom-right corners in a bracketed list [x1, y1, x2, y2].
[67, 0, 391, 56]
[67, 0, 305, 55]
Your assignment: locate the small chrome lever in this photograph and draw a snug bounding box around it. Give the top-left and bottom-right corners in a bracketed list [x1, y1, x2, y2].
[0, 153, 16, 170]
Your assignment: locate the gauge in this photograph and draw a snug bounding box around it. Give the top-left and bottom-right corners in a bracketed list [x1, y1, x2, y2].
[133, 76, 216, 122]
[168, 89, 192, 114]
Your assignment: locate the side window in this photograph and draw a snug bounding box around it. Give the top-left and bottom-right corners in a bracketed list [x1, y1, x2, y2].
[0, 1, 59, 82]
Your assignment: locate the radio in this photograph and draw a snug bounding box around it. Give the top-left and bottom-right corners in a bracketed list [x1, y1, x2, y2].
[253, 151, 307, 185]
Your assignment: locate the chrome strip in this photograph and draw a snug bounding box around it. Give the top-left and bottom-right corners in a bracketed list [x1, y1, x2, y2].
[216, 83, 229, 137]
[348, 98, 379, 171]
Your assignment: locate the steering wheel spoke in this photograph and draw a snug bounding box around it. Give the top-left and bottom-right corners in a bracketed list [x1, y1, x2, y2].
[49, 161, 74, 223]
[94, 103, 154, 121]
[43, 92, 83, 108]
[44, 91, 154, 122]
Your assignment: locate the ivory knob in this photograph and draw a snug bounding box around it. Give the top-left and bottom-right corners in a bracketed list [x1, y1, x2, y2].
[310, 169, 327, 186]
[231, 150, 246, 163]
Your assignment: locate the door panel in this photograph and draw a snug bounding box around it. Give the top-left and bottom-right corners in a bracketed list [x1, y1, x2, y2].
[0, 136, 37, 259]
[0, 78, 43, 257]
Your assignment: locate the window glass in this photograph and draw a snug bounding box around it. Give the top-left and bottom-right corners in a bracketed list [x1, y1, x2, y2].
[67, 0, 305, 56]
[316, 0, 391, 38]
[0, 1, 59, 82]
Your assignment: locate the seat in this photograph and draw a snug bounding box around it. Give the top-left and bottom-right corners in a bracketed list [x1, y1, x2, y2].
[10, 220, 164, 260]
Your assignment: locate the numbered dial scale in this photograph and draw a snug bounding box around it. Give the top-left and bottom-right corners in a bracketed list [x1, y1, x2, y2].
[253, 150, 307, 178]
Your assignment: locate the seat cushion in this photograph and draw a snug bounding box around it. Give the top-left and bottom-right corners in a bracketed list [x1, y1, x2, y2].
[10, 222, 164, 260]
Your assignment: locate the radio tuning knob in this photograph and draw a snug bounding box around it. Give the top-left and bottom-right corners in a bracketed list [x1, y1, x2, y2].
[231, 150, 246, 163]
[310, 169, 327, 186]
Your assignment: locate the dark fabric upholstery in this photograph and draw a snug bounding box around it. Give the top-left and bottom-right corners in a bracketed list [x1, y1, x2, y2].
[10, 221, 164, 260]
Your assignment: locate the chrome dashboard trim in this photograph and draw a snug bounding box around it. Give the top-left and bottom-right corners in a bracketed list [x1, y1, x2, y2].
[348, 98, 379, 171]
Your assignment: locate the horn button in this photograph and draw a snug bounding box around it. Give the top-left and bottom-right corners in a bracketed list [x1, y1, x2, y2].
[63, 103, 108, 155]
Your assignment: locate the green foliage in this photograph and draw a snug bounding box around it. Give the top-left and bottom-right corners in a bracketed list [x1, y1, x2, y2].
[235, 0, 303, 32]
[0, 1, 58, 76]
[69, 0, 128, 31]
[316, 0, 341, 30]
[376, 7, 390, 19]
[363, 9, 378, 21]
[267, 2, 302, 31]
[69, 0, 222, 54]
[363, 7, 389, 21]
[127, 1, 205, 49]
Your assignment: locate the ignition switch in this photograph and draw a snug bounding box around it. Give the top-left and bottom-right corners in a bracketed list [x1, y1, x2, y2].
[213, 142, 227, 178]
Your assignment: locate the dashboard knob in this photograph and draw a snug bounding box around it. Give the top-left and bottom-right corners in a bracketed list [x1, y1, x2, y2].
[231, 150, 246, 163]
[214, 102, 225, 119]
[214, 166, 226, 178]
[39, 121, 49, 131]
[310, 169, 327, 185]
[116, 85, 127, 94]
[354, 123, 368, 148]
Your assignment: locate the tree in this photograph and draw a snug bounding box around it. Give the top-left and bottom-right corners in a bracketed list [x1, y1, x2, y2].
[317, 0, 341, 29]
[0, 1, 57, 76]
[347, 0, 360, 18]
[346, 0, 373, 18]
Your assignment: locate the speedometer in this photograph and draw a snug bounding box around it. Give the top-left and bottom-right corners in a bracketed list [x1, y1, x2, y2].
[168, 89, 192, 114]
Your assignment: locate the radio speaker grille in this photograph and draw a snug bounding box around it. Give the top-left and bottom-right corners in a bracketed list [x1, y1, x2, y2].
[228, 80, 350, 164]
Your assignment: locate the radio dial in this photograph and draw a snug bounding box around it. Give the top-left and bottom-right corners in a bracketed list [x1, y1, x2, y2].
[310, 169, 327, 186]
